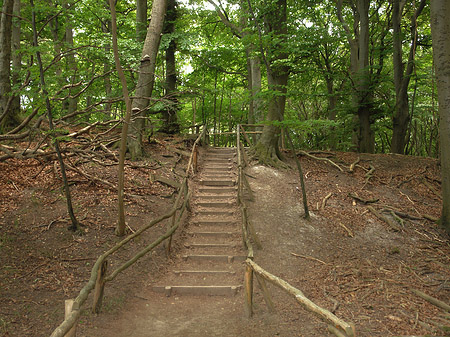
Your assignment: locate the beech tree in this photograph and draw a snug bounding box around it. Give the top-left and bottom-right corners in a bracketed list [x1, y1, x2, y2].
[250, 0, 289, 164]
[128, 0, 167, 159]
[391, 0, 427, 154]
[430, 0, 450, 233]
[0, 0, 19, 131]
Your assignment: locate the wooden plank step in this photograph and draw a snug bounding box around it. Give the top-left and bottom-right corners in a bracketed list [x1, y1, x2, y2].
[191, 219, 236, 225]
[187, 231, 238, 238]
[198, 187, 236, 194]
[194, 194, 235, 200]
[195, 201, 234, 207]
[153, 285, 241, 296]
[182, 254, 246, 263]
[184, 243, 234, 248]
[173, 270, 236, 275]
[200, 180, 235, 186]
[195, 210, 234, 217]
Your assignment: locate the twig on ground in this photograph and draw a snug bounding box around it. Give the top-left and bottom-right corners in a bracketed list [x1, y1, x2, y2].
[291, 252, 327, 265]
[298, 150, 343, 172]
[339, 223, 354, 238]
[349, 157, 360, 173]
[321, 192, 333, 210]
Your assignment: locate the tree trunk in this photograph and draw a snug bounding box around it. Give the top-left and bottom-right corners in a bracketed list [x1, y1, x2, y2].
[0, 0, 17, 131]
[136, 0, 147, 43]
[337, 0, 374, 153]
[102, 12, 112, 120]
[10, 0, 21, 117]
[127, 0, 167, 159]
[391, 0, 427, 154]
[160, 0, 179, 134]
[31, 0, 80, 232]
[64, 1, 78, 117]
[431, 0, 450, 233]
[252, 0, 288, 165]
[355, 0, 373, 153]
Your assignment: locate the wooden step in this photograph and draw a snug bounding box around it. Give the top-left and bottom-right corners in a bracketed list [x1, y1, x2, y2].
[182, 254, 246, 263]
[153, 285, 241, 296]
[195, 201, 234, 208]
[200, 180, 235, 187]
[194, 194, 235, 200]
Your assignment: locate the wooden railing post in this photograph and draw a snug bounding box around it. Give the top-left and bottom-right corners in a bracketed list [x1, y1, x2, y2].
[92, 260, 108, 314]
[193, 146, 198, 173]
[64, 299, 78, 337]
[244, 263, 253, 318]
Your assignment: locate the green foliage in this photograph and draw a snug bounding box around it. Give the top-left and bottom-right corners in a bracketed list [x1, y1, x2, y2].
[1, 0, 436, 157]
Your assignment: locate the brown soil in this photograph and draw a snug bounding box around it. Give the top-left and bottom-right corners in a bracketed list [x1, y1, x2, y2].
[1, 143, 449, 337]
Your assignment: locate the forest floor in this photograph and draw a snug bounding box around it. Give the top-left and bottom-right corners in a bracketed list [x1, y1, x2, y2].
[1, 135, 449, 336]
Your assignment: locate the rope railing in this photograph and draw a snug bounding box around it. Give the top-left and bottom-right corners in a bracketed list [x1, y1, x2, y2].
[235, 124, 355, 337]
[50, 127, 207, 337]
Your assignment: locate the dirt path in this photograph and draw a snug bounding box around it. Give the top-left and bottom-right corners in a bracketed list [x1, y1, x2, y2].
[79, 148, 326, 337]
[76, 149, 449, 337]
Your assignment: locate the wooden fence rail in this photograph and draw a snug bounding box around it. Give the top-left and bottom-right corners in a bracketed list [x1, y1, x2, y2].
[245, 259, 356, 337]
[235, 124, 355, 337]
[50, 127, 206, 337]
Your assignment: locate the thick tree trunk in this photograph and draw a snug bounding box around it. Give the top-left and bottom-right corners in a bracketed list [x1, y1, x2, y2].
[160, 0, 179, 134]
[391, 0, 427, 154]
[127, 0, 167, 159]
[431, 0, 450, 233]
[252, 0, 288, 165]
[0, 0, 17, 131]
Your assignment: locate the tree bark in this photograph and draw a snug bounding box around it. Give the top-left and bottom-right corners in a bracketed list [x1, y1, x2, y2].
[127, 0, 167, 160]
[355, 0, 373, 153]
[0, 0, 17, 131]
[391, 0, 427, 154]
[160, 0, 180, 134]
[101, 8, 112, 119]
[431, 0, 450, 233]
[336, 0, 374, 153]
[10, 0, 21, 117]
[64, 0, 78, 117]
[252, 0, 289, 165]
[136, 0, 147, 43]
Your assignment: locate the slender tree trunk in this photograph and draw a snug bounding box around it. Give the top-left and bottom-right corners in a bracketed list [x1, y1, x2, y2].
[31, 0, 80, 232]
[10, 0, 20, 116]
[63, 1, 78, 117]
[431, 0, 450, 233]
[391, 0, 427, 154]
[127, 0, 167, 159]
[102, 14, 112, 119]
[355, 0, 373, 153]
[136, 0, 147, 42]
[160, 0, 179, 134]
[109, 0, 133, 237]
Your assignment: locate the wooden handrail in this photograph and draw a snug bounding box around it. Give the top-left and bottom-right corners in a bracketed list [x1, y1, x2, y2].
[246, 259, 356, 337]
[50, 127, 206, 337]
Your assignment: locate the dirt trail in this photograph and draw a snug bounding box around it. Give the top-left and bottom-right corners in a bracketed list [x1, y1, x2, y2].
[77, 149, 449, 337]
[79, 148, 325, 337]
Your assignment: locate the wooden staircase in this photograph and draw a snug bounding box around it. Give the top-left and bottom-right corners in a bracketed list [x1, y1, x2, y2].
[153, 147, 245, 296]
